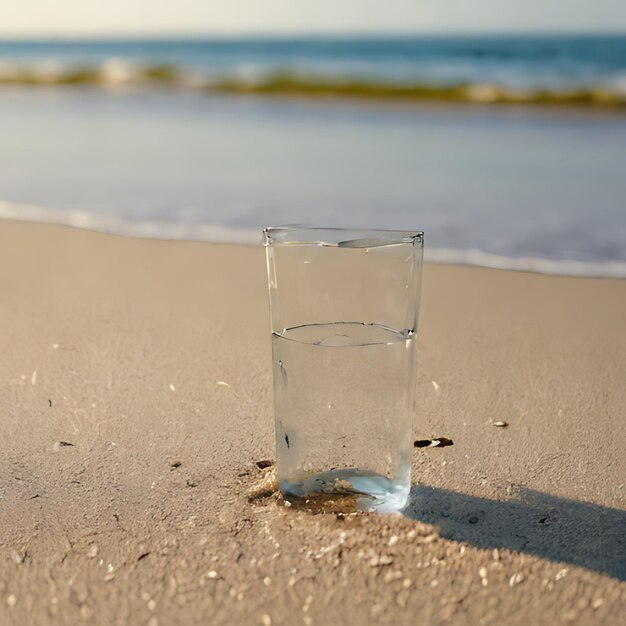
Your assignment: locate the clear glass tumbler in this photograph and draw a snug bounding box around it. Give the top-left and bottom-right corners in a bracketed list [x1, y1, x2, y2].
[263, 226, 423, 513]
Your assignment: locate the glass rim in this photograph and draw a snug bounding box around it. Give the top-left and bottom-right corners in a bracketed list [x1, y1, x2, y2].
[263, 225, 424, 248]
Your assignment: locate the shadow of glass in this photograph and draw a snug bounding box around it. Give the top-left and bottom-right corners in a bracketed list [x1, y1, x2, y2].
[404, 485, 626, 581]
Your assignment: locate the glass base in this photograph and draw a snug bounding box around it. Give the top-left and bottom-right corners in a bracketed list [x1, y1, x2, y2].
[280, 468, 409, 514]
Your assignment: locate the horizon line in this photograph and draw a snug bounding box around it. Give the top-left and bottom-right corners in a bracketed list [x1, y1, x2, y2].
[0, 29, 625, 41]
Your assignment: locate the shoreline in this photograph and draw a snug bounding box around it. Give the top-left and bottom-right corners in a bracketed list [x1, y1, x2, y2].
[2, 208, 625, 279]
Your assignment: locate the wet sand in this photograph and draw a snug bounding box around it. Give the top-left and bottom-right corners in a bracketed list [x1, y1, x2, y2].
[0, 220, 624, 625]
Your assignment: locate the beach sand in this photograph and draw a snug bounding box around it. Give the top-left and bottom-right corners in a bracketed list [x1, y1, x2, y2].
[0, 219, 624, 625]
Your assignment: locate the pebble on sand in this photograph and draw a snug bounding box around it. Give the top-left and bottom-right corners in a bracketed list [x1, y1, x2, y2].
[493, 421, 508, 427]
[88, 544, 99, 558]
[261, 615, 272, 626]
[368, 555, 394, 567]
[383, 570, 404, 583]
[302, 595, 313, 613]
[6, 594, 17, 607]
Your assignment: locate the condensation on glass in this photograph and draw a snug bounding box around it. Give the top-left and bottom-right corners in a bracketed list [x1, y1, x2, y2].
[263, 226, 423, 512]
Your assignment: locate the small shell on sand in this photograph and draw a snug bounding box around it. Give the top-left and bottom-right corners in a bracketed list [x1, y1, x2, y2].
[217, 381, 231, 388]
[52, 441, 75, 451]
[414, 437, 453, 448]
[509, 572, 525, 587]
[11, 550, 25, 565]
[555, 568, 568, 581]
[493, 421, 508, 427]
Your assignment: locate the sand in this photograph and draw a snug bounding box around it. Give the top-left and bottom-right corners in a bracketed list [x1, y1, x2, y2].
[0, 219, 624, 625]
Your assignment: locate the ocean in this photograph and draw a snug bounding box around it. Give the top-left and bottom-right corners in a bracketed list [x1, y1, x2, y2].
[0, 35, 625, 276]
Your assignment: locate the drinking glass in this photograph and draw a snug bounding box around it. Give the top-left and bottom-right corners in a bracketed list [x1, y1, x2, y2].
[263, 226, 423, 512]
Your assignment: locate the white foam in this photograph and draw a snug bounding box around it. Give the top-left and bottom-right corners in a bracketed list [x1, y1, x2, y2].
[1, 201, 624, 278]
[0, 201, 260, 244]
[99, 58, 137, 85]
[425, 247, 626, 279]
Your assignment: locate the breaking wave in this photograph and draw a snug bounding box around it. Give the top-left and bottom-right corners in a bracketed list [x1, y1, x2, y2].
[0, 59, 624, 109]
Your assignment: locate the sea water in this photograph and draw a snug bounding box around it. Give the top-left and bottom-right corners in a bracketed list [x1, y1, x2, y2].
[271, 321, 416, 513]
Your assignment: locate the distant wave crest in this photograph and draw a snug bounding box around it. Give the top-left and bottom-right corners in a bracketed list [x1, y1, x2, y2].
[0, 59, 625, 108]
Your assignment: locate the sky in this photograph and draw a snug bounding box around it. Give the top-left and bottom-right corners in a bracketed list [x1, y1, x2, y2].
[1, 0, 625, 36]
